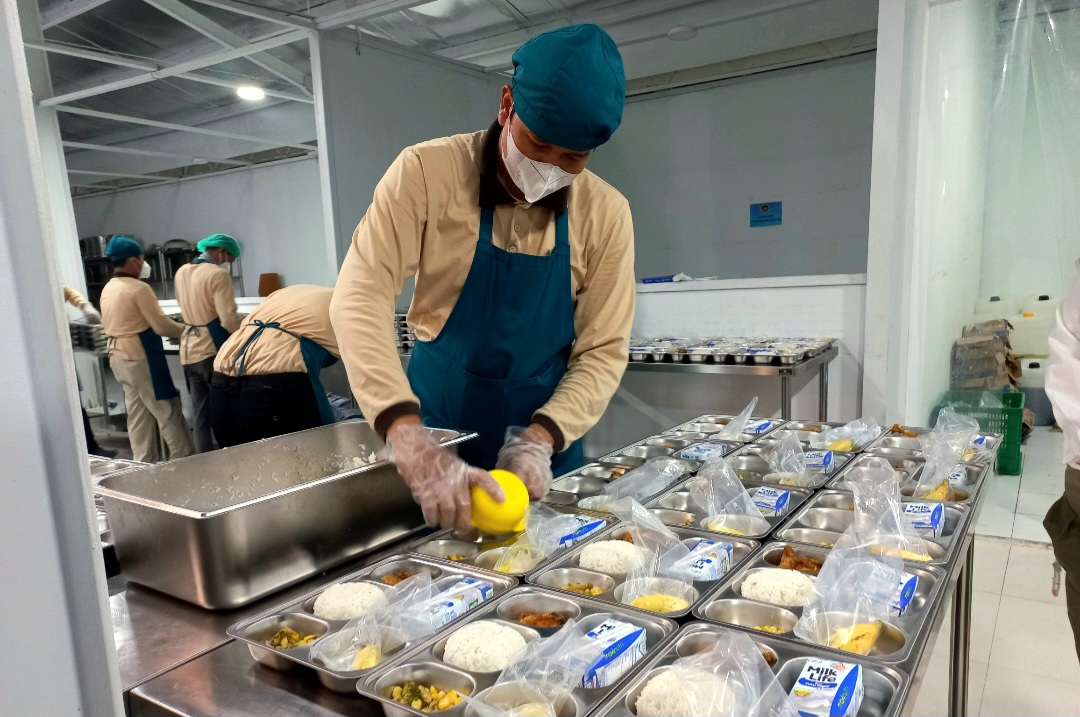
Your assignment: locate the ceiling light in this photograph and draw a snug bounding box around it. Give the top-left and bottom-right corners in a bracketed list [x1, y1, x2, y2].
[236, 85, 265, 101]
[193, 157, 209, 165]
[667, 25, 697, 41]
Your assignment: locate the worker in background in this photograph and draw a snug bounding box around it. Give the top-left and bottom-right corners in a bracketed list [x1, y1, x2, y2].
[63, 284, 115, 458]
[331, 24, 634, 530]
[100, 236, 194, 462]
[174, 234, 243, 453]
[1044, 265, 1080, 662]
[210, 285, 340, 447]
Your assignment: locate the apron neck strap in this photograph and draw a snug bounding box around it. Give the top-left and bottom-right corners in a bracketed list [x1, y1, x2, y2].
[479, 205, 570, 250]
[479, 205, 495, 246]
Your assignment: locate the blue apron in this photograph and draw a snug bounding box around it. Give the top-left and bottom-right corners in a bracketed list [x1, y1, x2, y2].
[407, 204, 584, 473]
[136, 328, 180, 401]
[231, 320, 339, 425]
[183, 258, 232, 349]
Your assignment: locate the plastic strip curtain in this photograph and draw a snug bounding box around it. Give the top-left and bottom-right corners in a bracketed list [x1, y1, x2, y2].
[984, 0, 1080, 294]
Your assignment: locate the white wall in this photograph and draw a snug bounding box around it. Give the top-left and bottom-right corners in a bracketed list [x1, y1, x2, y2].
[71, 157, 332, 294]
[588, 54, 875, 281]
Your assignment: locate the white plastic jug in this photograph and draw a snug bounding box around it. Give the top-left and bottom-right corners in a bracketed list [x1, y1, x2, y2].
[974, 295, 1019, 322]
[1019, 358, 1046, 388]
[1020, 293, 1060, 316]
[1009, 312, 1053, 357]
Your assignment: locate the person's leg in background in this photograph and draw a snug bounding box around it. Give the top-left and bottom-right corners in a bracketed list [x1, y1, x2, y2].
[119, 357, 194, 460]
[1068, 573, 1080, 662]
[184, 357, 216, 453]
[1045, 465, 1080, 663]
[209, 373, 241, 448]
[111, 358, 160, 463]
[236, 374, 321, 443]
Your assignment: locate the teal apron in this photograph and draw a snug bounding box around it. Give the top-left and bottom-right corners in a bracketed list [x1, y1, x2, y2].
[183, 258, 232, 349]
[136, 329, 180, 400]
[231, 320, 339, 425]
[407, 204, 584, 473]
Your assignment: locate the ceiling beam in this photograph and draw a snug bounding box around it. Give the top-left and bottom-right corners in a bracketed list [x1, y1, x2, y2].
[41, 0, 114, 29]
[55, 105, 316, 152]
[67, 169, 175, 181]
[63, 140, 253, 165]
[39, 29, 309, 106]
[143, 0, 312, 95]
[23, 41, 159, 71]
[313, 0, 435, 31]
[186, 0, 316, 30]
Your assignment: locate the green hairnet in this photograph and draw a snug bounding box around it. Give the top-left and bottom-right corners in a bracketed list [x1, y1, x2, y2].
[104, 235, 143, 261]
[197, 233, 242, 258]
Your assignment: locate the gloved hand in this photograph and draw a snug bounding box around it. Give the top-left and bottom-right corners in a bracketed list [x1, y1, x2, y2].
[80, 303, 102, 325]
[495, 425, 554, 500]
[387, 422, 505, 530]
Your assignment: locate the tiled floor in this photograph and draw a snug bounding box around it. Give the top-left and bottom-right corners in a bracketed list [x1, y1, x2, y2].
[912, 428, 1080, 715]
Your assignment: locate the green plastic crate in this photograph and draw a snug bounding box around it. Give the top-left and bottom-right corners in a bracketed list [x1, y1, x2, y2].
[930, 390, 1025, 475]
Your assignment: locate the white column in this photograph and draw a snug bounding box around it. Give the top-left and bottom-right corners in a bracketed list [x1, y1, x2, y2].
[0, 0, 122, 714]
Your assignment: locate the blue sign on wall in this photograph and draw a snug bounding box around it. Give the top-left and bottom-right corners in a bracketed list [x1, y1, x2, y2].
[750, 201, 782, 227]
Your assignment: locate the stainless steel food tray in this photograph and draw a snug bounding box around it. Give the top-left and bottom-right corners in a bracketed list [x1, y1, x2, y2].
[88, 456, 146, 484]
[772, 490, 972, 567]
[694, 541, 944, 667]
[527, 523, 759, 620]
[405, 522, 609, 577]
[547, 459, 699, 517]
[590, 621, 909, 717]
[866, 428, 1002, 465]
[97, 421, 475, 609]
[667, 414, 785, 443]
[755, 420, 850, 445]
[720, 450, 833, 490]
[828, 454, 987, 506]
[226, 554, 517, 693]
[360, 586, 678, 717]
[732, 442, 856, 476]
[645, 479, 814, 541]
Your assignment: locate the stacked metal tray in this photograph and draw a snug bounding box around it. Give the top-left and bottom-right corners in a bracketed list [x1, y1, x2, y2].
[359, 586, 677, 717]
[628, 338, 834, 365]
[645, 479, 814, 542]
[527, 523, 759, 620]
[591, 622, 909, 717]
[226, 554, 518, 693]
[694, 541, 945, 667]
[828, 454, 988, 506]
[394, 313, 416, 355]
[772, 490, 972, 566]
[867, 427, 1002, 465]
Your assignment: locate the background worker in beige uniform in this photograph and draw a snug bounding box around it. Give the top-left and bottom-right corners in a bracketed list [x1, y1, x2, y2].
[1045, 266, 1080, 662]
[63, 284, 113, 457]
[330, 24, 635, 530]
[174, 234, 242, 453]
[210, 285, 341, 447]
[100, 236, 194, 463]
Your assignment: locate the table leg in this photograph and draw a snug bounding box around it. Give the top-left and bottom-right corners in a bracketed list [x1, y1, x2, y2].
[819, 362, 829, 421]
[781, 376, 792, 420]
[949, 540, 974, 717]
[99, 354, 110, 427]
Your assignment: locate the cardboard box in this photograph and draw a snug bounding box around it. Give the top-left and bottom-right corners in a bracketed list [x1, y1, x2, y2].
[963, 319, 1013, 339]
[952, 334, 1010, 361]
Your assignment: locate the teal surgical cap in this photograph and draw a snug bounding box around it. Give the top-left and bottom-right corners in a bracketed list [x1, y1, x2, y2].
[511, 23, 625, 152]
[197, 233, 242, 258]
[104, 235, 143, 261]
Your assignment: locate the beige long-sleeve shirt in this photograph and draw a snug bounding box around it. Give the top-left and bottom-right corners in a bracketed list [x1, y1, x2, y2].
[214, 285, 340, 376]
[174, 261, 242, 365]
[101, 275, 184, 361]
[63, 285, 87, 308]
[330, 127, 635, 450]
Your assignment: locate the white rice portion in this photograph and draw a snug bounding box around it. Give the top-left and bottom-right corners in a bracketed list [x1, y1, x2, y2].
[579, 540, 646, 574]
[443, 621, 527, 673]
[312, 582, 387, 620]
[635, 669, 736, 717]
[740, 568, 815, 607]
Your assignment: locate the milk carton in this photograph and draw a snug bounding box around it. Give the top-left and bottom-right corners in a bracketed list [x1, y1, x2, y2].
[557, 515, 607, 548]
[803, 450, 836, 474]
[890, 571, 920, 616]
[421, 577, 493, 626]
[903, 503, 944, 537]
[679, 441, 734, 461]
[751, 486, 791, 516]
[669, 538, 734, 581]
[947, 465, 968, 487]
[789, 659, 864, 717]
[581, 619, 647, 688]
[745, 419, 779, 435]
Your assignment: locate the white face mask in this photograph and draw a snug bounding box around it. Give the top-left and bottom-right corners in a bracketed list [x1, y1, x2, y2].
[139, 260, 152, 280]
[503, 121, 578, 203]
[221, 262, 232, 274]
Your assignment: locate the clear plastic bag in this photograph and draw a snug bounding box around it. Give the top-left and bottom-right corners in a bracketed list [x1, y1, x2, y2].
[793, 529, 903, 657]
[495, 504, 607, 572]
[577, 458, 687, 512]
[309, 573, 439, 672]
[715, 397, 759, 439]
[689, 456, 773, 535]
[763, 434, 817, 488]
[913, 408, 980, 501]
[847, 457, 930, 562]
[634, 630, 798, 717]
[809, 417, 882, 452]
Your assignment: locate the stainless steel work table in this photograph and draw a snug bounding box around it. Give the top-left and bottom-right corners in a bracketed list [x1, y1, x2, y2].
[624, 346, 838, 421]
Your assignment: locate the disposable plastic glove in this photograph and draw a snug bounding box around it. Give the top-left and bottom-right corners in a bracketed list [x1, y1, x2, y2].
[495, 425, 554, 499]
[387, 423, 505, 530]
[81, 303, 102, 325]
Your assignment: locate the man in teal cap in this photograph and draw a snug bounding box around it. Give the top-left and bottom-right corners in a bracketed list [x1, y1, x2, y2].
[332, 24, 635, 529]
[174, 234, 243, 452]
[100, 235, 194, 462]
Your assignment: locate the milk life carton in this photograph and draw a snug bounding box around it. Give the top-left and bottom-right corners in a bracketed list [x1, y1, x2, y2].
[557, 515, 607, 548]
[789, 659, 864, 717]
[668, 538, 734, 581]
[581, 619, 646, 688]
[751, 486, 791, 516]
[902, 502, 944, 537]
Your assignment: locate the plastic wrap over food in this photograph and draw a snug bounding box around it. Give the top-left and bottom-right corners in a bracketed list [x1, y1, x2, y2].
[847, 457, 931, 563]
[633, 630, 798, 717]
[763, 434, 818, 488]
[309, 573, 439, 672]
[715, 397, 759, 439]
[494, 505, 607, 572]
[913, 408, 980, 501]
[689, 456, 773, 536]
[577, 458, 687, 512]
[809, 417, 881, 452]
